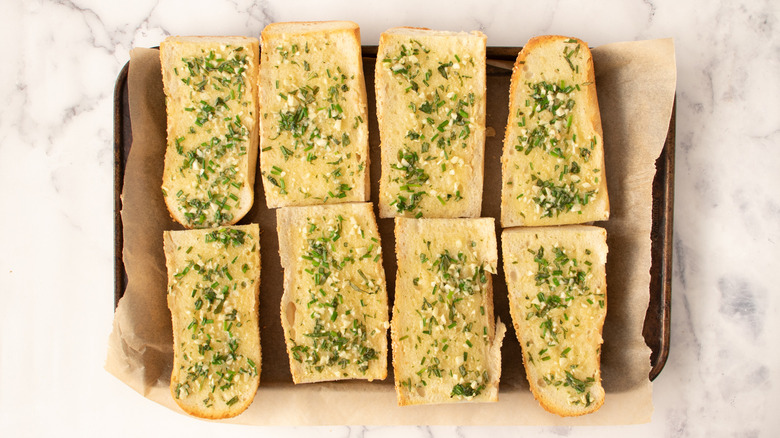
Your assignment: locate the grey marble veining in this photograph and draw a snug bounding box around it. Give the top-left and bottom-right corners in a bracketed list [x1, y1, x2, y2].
[0, 0, 778, 436]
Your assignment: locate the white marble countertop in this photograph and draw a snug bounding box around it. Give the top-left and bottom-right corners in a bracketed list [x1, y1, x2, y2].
[1, 0, 778, 436]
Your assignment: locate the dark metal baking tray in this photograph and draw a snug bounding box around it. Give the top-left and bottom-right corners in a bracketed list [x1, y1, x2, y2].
[113, 46, 673, 381]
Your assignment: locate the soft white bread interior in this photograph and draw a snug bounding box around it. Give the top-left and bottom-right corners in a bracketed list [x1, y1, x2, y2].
[500, 36, 608, 227]
[376, 27, 487, 219]
[276, 202, 388, 383]
[502, 225, 607, 416]
[392, 218, 505, 406]
[259, 21, 369, 208]
[163, 224, 261, 419]
[160, 36, 259, 228]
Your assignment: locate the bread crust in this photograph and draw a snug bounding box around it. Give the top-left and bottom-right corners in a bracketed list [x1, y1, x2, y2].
[376, 28, 487, 219]
[500, 35, 609, 227]
[502, 225, 607, 416]
[261, 20, 360, 35]
[160, 36, 259, 228]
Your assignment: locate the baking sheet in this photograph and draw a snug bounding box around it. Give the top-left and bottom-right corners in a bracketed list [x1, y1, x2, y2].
[107, 39, 677, 425]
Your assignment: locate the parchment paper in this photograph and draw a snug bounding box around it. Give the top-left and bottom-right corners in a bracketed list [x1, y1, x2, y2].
[106, 38, 676, 425]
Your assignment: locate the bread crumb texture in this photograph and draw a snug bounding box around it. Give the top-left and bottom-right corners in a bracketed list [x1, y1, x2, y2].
[501, 36, 608, 226]
[502, 226, 607, 416]
[278, 203, 388, 383]
[259, 22, 368, 208]
[165, 225, 261, 418]
[377, 29, 486, 218]
[161, 38, 258, 228]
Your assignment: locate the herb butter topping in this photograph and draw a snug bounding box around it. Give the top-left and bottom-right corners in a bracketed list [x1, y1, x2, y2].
[379, 38, 483, 217]
[518, 243, 604, 407]
[163, 44, 255, 228]
[285, 209, 387, 380]
[260, 39, 366, 205]
[168, 227, 260, 409]
[395, 236, 498, 401]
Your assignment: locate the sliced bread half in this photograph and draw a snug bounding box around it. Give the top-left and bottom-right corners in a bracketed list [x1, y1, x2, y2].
[160, 36, 259, 228]
[501, 36, 608, 227]
[277, 202, 388, 383]
[392, 218, 505, 405]
[502, 225, 607, 416]
[376, 27, 487, 218]
[164, 224, 261, 419]
[259, 21, 370, 208]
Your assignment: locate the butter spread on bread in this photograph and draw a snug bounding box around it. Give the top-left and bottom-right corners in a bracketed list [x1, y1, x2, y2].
[160, 36, 259, 228]
[501, 36, 609, 226]
[502, 225, 607, 416]
[277, 203, 388, 383]
[376, 28, 487, 218]
[392, 218, 505, 405]
[164, 225, 261, 419]
[259, 21, 369, 208]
